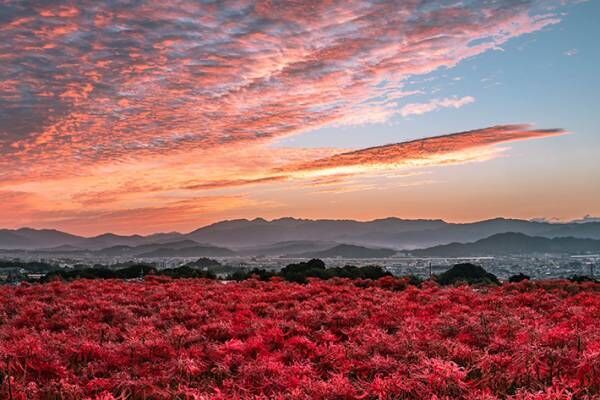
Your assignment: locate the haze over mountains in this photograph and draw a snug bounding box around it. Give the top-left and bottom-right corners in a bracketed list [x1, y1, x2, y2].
[412, 233, 600, 257]
[291, 244, 398, 259]
[1, 217, 600, 257]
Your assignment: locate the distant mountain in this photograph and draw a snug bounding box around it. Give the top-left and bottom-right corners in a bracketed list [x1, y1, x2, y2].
[77, 233, 151, 250]
[187, 217, 600, 249]
[0, 229, 189, 251]
[0, 231, 35, 248]
[2, 218, 600, 251]
[95, 240, 201, 257]
[0, 228, 82, 249]
[290, 244, 397, 259]
[236, 240, 340, 256]
[411, 233, 600, 257]
[184, 258, 222, 268]
[544, 223, 600, 239]
[129, 239, 200, 252]
[42, 244, 83, 252]
[137, 245, 236, 258]
[92, 245, 133, 257]
[187, 217, 448, 248]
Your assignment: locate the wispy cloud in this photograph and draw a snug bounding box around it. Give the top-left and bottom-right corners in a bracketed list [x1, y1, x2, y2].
[564, 48, 578, 56]
[183, 176, 288, 191]
[400, 96, 475, 117]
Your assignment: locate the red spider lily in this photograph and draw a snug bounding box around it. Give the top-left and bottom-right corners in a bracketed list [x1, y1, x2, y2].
[0, 278, 598, 399]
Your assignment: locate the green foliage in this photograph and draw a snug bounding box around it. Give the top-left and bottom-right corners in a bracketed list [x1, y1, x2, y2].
[437, 263, 500, 286]
[508, 273, 530, 283]
[0, 260, 61, 272]
[569, 274, 598, 283]
[157, 266, 216, 279]
[43, 264, 157, 281]
[280, 259, 328, 282]
[228, 268, 277, 281]
[227, 259, 391, 283]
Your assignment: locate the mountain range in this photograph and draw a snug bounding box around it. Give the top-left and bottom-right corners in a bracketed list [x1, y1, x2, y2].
[2, 217, 600, 253]
[410, 232, 600, 257]
[289, 244, 398, 259]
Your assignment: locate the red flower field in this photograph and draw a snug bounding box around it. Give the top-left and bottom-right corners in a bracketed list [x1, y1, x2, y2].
[0, 277, 599, 399]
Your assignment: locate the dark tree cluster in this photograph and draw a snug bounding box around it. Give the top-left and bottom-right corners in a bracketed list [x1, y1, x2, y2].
[436, 263, 500, 286]
[42, 264, 157, 282]
[508, 273, 530, 283]
[569, 275, 598, 283]
[0, 260, 61, 273]
[11, 257, 593, 288]
[42, 263, 217, 282]
[228, 259, 391, 283]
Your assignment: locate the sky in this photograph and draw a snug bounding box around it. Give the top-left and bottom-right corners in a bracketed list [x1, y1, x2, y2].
[0, 0, 598, 236]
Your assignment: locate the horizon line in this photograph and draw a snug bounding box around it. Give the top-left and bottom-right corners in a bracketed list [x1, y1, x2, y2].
[2, 215, 598, 239]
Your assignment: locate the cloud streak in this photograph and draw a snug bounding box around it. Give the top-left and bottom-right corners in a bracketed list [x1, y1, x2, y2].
[280, 125, 566, 175]
[400, 96, 475, 117]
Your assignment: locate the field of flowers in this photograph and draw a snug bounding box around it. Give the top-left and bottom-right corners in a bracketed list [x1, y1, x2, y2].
[0, 277, 599, 399]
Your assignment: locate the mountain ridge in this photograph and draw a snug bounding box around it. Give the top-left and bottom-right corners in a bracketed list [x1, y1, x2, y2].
[288, 244, 398, 259]
[411, 232, 600, 257]
[2, 217, 600, 251]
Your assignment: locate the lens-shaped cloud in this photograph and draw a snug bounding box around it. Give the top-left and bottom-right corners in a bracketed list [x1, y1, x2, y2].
[280, 125, 566, 176]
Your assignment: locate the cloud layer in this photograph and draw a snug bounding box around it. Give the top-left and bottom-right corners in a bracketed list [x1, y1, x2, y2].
[0, 123, 566, 234]
[400, 96, 475, 117]
[0, 0, 575, 234]
[0, 0, 563, 179]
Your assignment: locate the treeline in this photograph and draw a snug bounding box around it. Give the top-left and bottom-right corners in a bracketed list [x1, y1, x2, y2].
[0, 260, 62, 273]
[3, 258, 597, 286]
[41, 259, 391, 284]
[42, 264, 215, 282]
[228, 259, 391, 283]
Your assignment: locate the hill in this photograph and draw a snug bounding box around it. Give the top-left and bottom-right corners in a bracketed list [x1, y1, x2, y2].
[437, 263, 500, 285]
[137, 245, 236, 258]
[187, 218, 600, 248]
[236, 240, 340, 256]
[411, 233, 600, 257]
[290, 244, 397, 258]
[95, 240, 201, 257]
[0, 228, 83, 249]
[186, 217, 447, 248]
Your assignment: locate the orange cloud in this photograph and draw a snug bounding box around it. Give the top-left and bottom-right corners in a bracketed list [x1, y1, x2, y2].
[0, 193, 277, 235]
[0, 123, 566, 235]
[0, 0, 566, 180]
[280, 125, 566, 176]
[183, 176, 288, 191]
[0, 0, 579, 235]
[50, 196, 268, 234]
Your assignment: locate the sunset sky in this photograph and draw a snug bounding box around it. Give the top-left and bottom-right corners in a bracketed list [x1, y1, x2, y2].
[1, 0, 599, 236]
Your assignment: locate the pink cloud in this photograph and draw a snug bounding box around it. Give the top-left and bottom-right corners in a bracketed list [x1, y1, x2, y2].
[0, 0, 567, 180]
[281, 125, 566, 174]
[0, 1, 577, 234]
[0, 123, 566, 235]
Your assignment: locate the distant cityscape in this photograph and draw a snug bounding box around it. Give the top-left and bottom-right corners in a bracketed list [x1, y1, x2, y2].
[2, 216, 599, 283]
